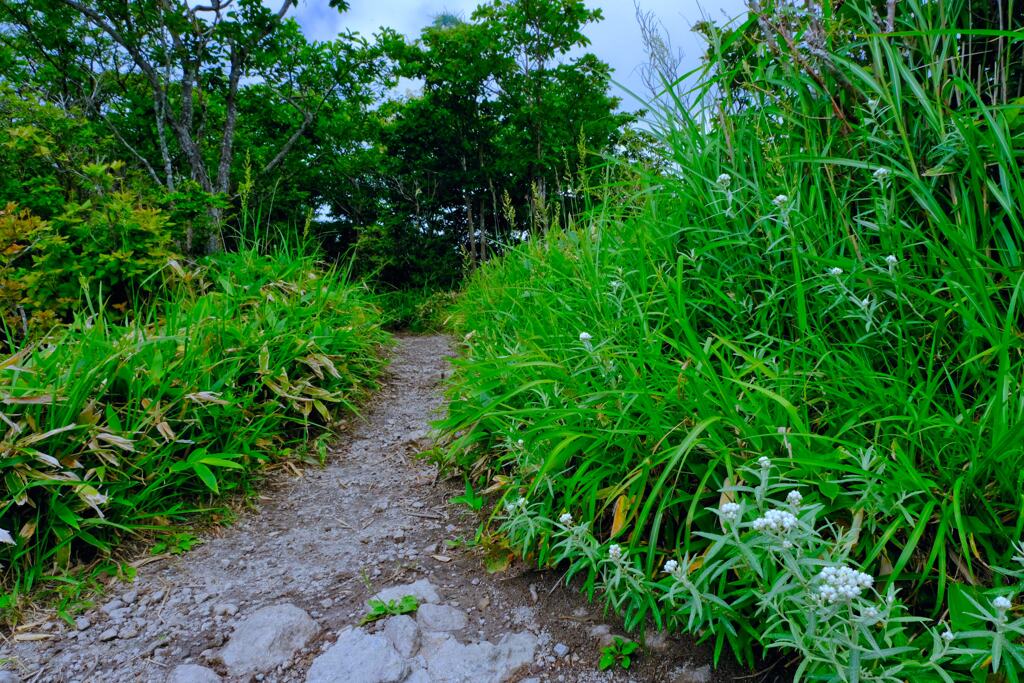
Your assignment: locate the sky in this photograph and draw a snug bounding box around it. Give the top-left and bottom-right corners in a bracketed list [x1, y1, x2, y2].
[285, 0, 748, 108]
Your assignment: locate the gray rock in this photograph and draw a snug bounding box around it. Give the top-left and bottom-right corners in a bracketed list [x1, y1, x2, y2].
[306, 628, 408, 683]
[0, 672, 22, 683]
[74, 616, 91, 631]
[98, 627, 119, 641]
[383, 615, 420, 658]
[646, 629, 671, 651]
[107, 607, 132, 622]
[122, 590, 138, 605]
[553, 643, 569, 658]
[404, 671, 431, 683]
[219, 604, 319, 676]
[670, 663, 713, 683]
[418, 631, 537, 683]
[212, 603, 238, 617]
[371, 579, 440, 606]
[118, 625, 139, 639]
[166, 664, 221, 683]
[101, 598, 124, 614]
[416, 604, 467, 633]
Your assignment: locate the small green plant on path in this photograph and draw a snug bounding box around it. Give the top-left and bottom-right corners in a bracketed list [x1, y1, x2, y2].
[151, 533, 201, 556]
[599, 637, 638, 671]
[360, 595, 419, 625]
[449, 478, 485, 511]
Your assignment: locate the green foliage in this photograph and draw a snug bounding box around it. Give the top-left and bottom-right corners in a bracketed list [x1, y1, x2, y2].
[449, 478, 486, 511]
[599, 637, 638, 671]
[0, 250, 388, 620]
[359, 595, 419, 625]
[150, 532, 201, 556]
[376, 288, 457, 332]
[23, 186, 178, 319]
[437, 0, 1024, 678]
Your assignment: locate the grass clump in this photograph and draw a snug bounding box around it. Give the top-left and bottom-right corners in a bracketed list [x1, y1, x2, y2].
[0, 249, 388, 620]
[376, 287, 458, 332]
[437, 0, 1024, 678]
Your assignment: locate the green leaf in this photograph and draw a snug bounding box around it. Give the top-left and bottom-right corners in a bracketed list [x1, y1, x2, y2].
[192, 462, 218, 493]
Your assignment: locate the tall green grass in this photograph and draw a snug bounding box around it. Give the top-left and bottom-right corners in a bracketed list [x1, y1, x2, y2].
[438, 0, 1024, 677]
[0, 249, 388, 619]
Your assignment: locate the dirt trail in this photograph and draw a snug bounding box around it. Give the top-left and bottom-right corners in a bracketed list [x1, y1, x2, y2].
[2, 336, 734, 683]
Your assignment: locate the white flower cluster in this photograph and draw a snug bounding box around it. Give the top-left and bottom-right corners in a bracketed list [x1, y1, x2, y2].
[0, 528, 14, 545]
[720, 502, 742, 523]
[817, 565, 874, 603]
[752, 509, 798, 534]
[828, 267, 843, 277]
[558, 512, 573, 526]
[716, 173, 732, 189]
[503, 497, 527, 514]
[608, 544, 623, 560]
[873, 167, 890, 181]
[885, 254, 898, 267]
[772, 194, 789, 207]
[994, 595, 1013, 612]
[579, 332, 592, 342]
[786, 490, 803, 507]
[757, 456, 771, 470]
[663, 559, 679, 574]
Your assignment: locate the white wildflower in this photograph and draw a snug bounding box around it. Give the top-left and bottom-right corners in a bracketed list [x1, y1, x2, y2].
[885, 254, 898, 267]
[579, 332, 592, 342]
[817, 565, 874, 603]
[0, 528, 14, 545]
[786, 490, 803, 507]
[861, 606, 881, 624]
[504, 497, 527, 515]
[716, 173, 732, 189]
[719, 502, 742, 522]
[663, 559, 679, 574]
[83, 489, 108, 507]
[757, 456, 771, 470]
[873, 167, 890, 181]
[516, 439, 524, 448]
[751, 509, 798, 534]
[608, 544, 623, 560]
[559, 512, 573, 526]
[941, 629, 955, 643]
[828, 267, 843, 277]
[994, 595, 1013, 612]
[772, 194, 788, 207]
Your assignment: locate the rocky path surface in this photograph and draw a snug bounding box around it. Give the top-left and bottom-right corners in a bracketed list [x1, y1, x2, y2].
[2, 336, 732, 683]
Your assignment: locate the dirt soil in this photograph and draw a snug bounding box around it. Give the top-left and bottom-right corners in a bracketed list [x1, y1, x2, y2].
[1, 335, 748, 683]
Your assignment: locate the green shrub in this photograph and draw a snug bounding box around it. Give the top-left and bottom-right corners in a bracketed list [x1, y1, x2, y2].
[437, 1, 1024, 678]
[377, 287, 457, 332]
[0, 249, 388, 618]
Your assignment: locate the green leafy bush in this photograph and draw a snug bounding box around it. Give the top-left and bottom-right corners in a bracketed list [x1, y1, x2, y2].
[0, 249, 388, 618]
[437, 1, 1024, 678]
[377, 287, 457, 332]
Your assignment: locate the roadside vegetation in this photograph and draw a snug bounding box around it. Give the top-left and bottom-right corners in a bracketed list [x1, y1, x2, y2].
[0, 0, 621, 624]
[3, 0, 1024, 678]
[438, 0, 1024, 679]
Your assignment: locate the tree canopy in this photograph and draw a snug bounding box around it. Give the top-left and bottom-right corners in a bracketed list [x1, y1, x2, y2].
[0, 0, 633, 285]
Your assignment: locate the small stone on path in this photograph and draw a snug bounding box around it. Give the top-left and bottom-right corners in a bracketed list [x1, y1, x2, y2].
[371, 579, 440, 606]
[306, 627, 408, 683]
[166, 664, 221, 683]
[384, 614, 420, 658]
[416, 604, 467, 633]
[218, 603, 318, 676]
